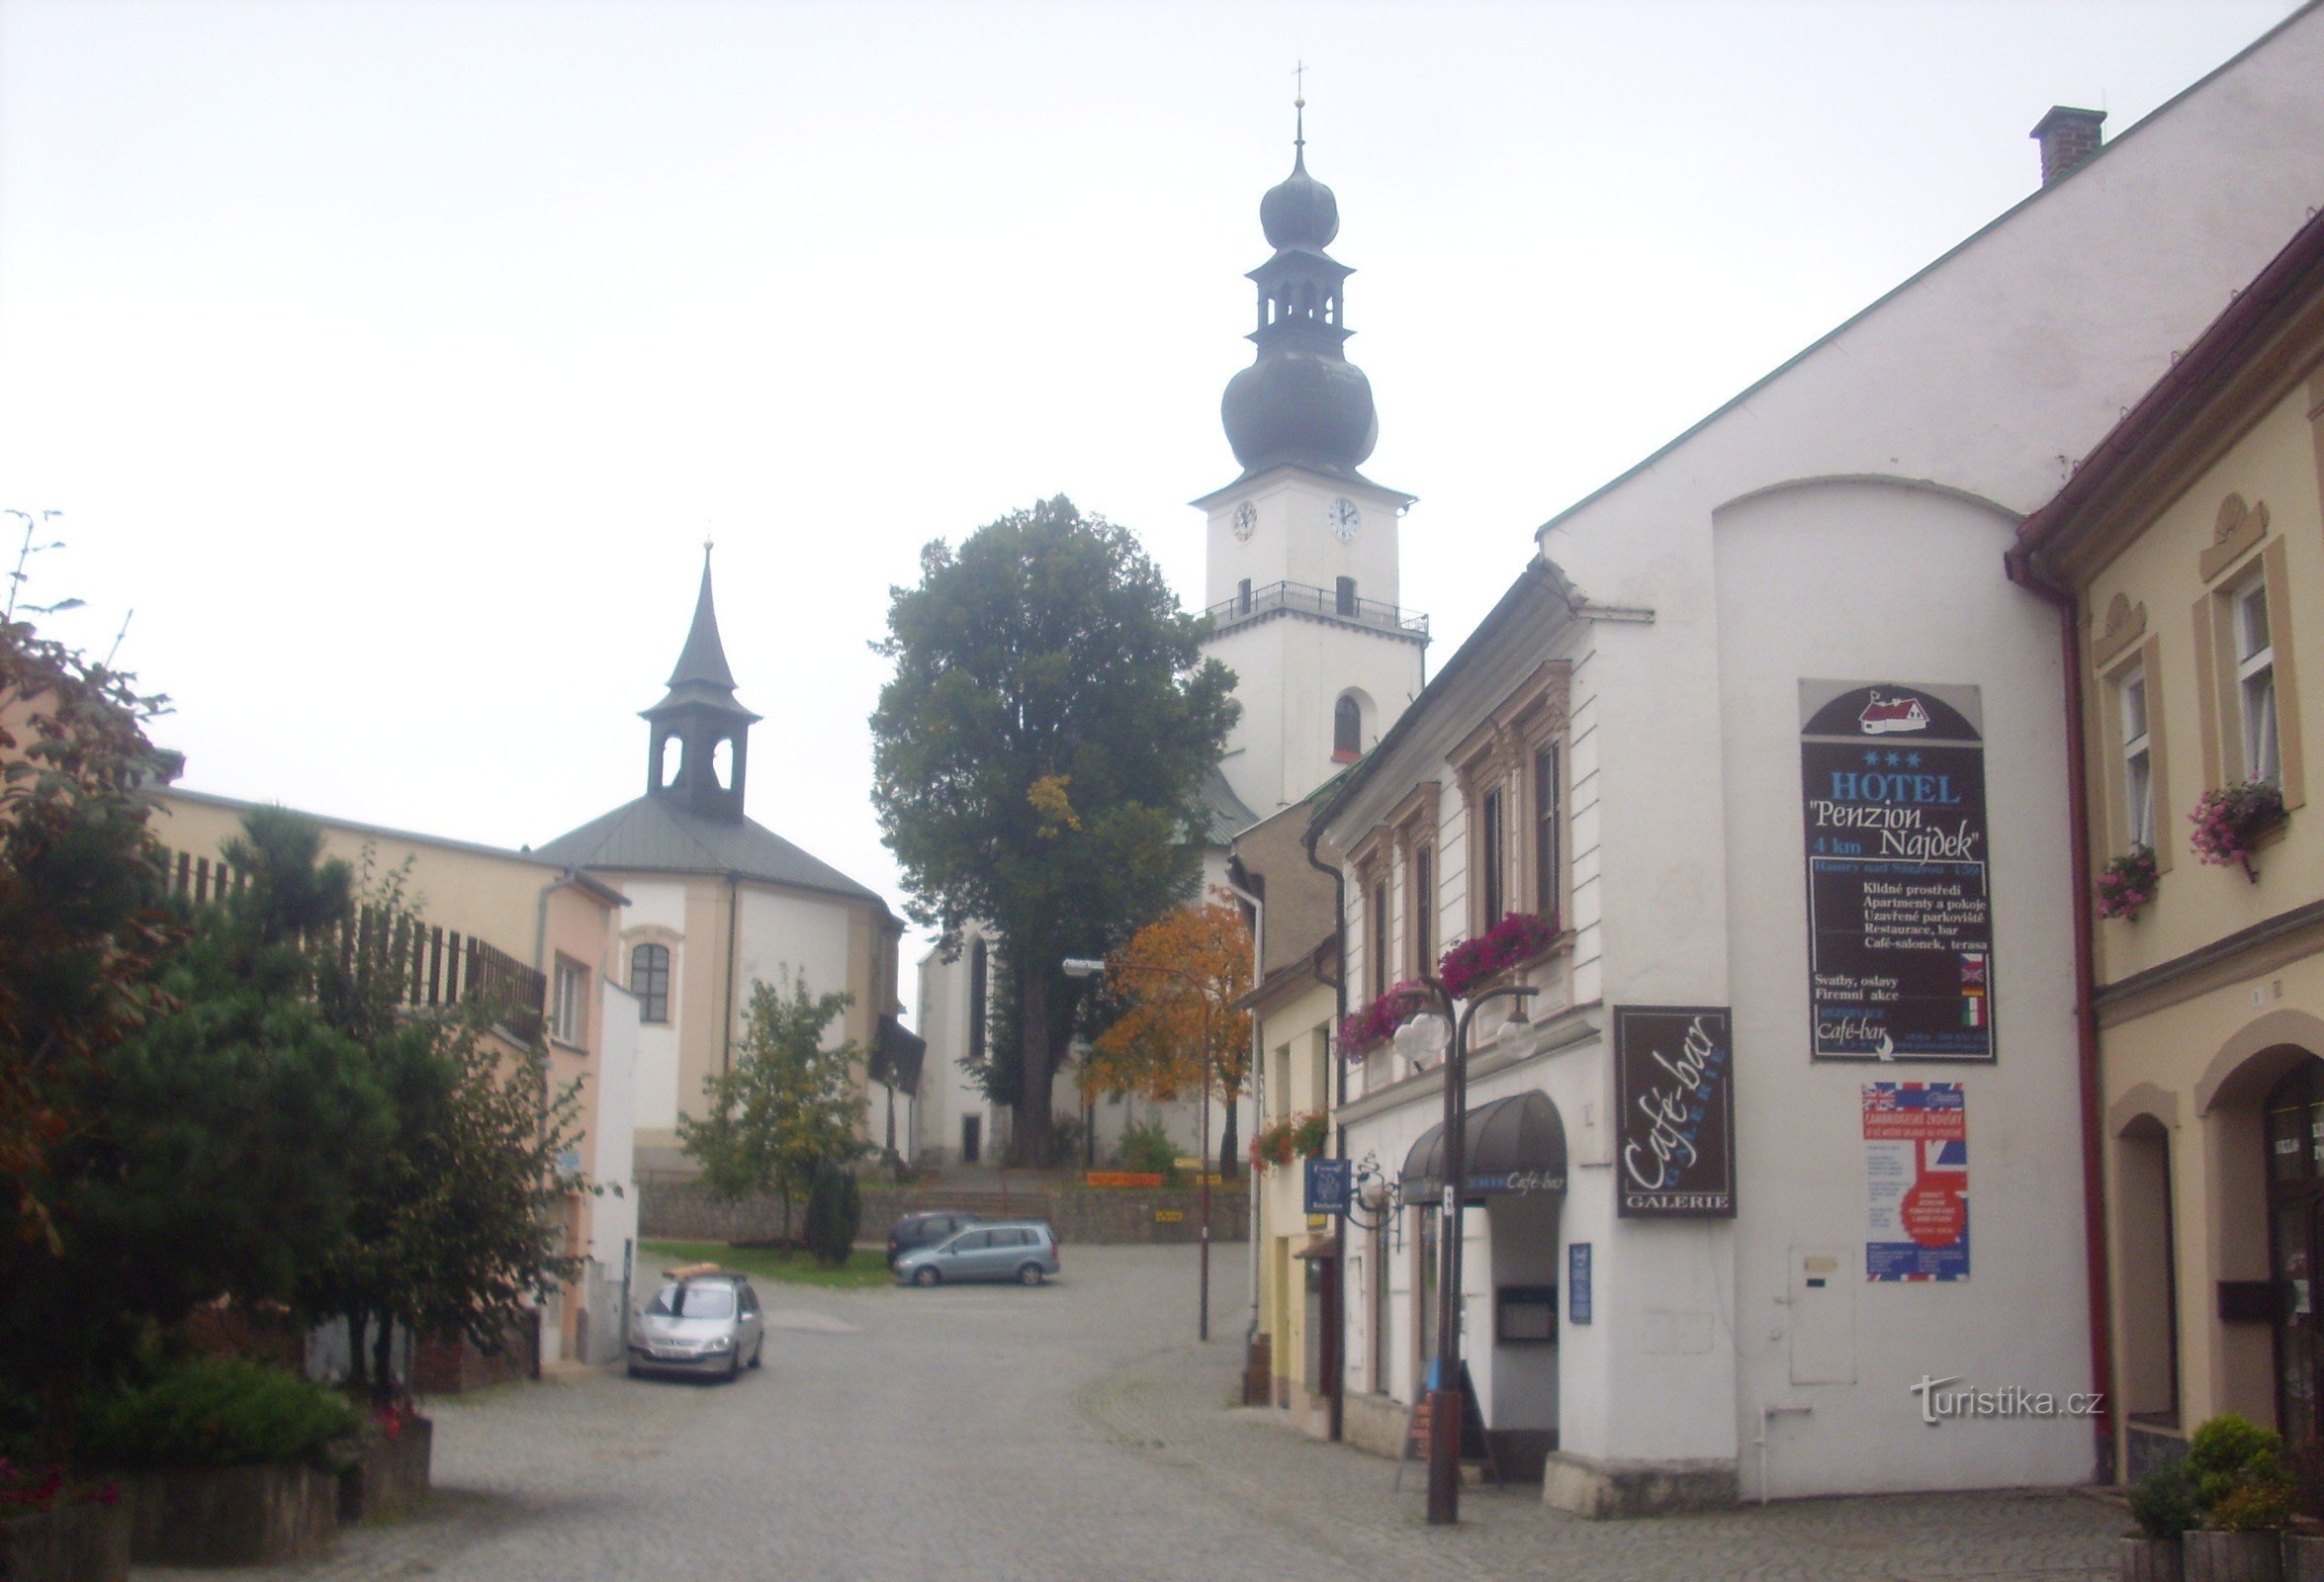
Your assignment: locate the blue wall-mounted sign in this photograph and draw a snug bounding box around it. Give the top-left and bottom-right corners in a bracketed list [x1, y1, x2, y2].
[1304, 1156, 1353, 1215]
[1568, 1243, 1592, 1325]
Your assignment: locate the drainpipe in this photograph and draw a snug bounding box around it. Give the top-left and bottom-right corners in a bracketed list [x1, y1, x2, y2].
[1218, 874, 1267, 1362]
[722, 873, 741, 1075]
[1303, 817, 1350, 1442]
[2004, 546, 2118, 1484]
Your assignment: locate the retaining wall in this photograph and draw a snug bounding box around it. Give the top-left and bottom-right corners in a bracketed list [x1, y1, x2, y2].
[639, 1179, 1249, 1246]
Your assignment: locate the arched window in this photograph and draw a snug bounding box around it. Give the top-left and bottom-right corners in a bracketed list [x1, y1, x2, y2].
[1333, 695, 1362, 761]
[630, 943, 670, 1024]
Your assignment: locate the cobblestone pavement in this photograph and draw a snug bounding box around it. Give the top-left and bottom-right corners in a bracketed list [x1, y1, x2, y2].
[139, 1245, 2123, 1581]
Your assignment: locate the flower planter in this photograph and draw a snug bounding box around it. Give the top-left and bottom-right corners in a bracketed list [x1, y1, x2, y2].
[0, 1502, 131, 1582]
[124, 1464, 338, 1567]
[2282, 1534, 2324, 1582]
[2185, 1530, 2283, 1582]
[336, 1416, 431, 1524]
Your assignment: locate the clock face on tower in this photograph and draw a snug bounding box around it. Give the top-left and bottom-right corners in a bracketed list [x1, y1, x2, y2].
[1232, 501, 1257, 541]
[1328, 496, 1361, 542]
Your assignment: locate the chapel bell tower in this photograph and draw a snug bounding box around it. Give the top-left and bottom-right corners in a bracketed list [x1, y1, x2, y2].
[642, 549, 760, 823]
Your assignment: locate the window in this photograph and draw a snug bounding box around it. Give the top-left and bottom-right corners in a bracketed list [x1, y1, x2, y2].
[2120, 668, 2154, 849]
[630, 942, 670, 1023]
[1532, 744, 1562, 918]
[1410, 844, 1434, 976]
[551, 956, 587, 1046]
[1369, 876, 1390, 1000]
[2236, 577, 2279, 784]
[1336, 576, 1358, 616]
[1238, 577, 1253, 615]
[1479, 788, 1505, 927]
[1334, 696, 1362, 761]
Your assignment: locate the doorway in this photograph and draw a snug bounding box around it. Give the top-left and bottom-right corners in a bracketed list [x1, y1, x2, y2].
[961, 1113, 982, 1166]
[2268, 1058, 2324, 1444]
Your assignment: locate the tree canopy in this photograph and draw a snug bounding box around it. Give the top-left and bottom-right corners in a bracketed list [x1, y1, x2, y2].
[677, 976, 866, 1236]
[869, 496, 1236, 1163]
[1084, 891, 1253, 1177]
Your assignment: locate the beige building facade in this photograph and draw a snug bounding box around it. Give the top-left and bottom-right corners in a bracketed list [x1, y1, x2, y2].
[151, 786, 642, 1369]
[2013, 207, 2324, 1476]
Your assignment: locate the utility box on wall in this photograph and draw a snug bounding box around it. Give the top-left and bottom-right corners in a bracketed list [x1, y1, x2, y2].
[1789, 1246, 1856, 1385]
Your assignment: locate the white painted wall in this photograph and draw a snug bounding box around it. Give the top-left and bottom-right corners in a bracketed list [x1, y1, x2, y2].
[591, 977, 641, 1267]
[619, 876, 687, 1133]
[1204, 469, 1408, 612]
[1713, 479, 2089, 1494]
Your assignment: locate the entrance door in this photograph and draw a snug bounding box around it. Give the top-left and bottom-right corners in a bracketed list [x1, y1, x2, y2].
[2266, 1059, 2324, 1444]
[961, 1114, 982, 1165]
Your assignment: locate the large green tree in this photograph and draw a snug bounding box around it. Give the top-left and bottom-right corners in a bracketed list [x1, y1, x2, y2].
[870, 496, 1236, 1164]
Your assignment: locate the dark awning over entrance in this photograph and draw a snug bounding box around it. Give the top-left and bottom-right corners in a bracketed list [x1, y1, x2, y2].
[1400, 1090, 1567, 1200]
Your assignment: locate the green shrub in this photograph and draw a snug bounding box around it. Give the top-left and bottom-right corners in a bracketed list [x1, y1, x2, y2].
[2127, 1458, 2198, 1541]
[802, 1164, 862, 1270]
[2188, 1413, 2297, 1532]
[77, 1357, 360, 1471]
[1116, 1118, 1182, 1185]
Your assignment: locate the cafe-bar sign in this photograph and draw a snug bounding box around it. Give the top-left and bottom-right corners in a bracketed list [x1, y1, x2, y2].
[1800, 681, 1997, 1063]
[1614, 1006, 1736, 1218]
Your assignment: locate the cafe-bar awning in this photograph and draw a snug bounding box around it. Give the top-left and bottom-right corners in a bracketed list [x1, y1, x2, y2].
[1400, 1090, 1567, 1200]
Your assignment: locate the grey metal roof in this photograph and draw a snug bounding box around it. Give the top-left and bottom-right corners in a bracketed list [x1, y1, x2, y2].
[1199, 765, 1260, 845]
[535, 794, 887, 907]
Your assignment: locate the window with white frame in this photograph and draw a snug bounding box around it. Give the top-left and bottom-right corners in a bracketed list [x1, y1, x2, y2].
[2120, 667, 2154, 849]
[552, 955, 588, 1046]
[629, 942, 670, 1023]
[2235, 576, 2279, 784]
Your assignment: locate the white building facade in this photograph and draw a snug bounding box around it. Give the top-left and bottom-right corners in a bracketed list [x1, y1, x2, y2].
[1318, 8, 2324, 1513]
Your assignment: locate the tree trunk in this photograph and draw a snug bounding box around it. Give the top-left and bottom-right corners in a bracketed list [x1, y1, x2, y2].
[370, 1311, 397, 1405]
[1014, 968, 1054, 1166]
[344, 1304, 371, 1397]
[1218, 1097, 1238, 1182]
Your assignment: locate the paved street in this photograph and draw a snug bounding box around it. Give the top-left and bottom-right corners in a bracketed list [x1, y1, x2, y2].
[145, 1245, 2124, 1582]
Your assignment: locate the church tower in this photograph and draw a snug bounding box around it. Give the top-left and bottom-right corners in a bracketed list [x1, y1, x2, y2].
[641, 549, 760, 823]
[1194, 106, 1427, 817]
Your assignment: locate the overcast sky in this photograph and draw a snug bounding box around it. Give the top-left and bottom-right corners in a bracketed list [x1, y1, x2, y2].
[0, 0, 2300, 1014]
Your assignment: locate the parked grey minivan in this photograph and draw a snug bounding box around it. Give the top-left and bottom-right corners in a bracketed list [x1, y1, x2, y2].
[894, 1221, 1060, 1286]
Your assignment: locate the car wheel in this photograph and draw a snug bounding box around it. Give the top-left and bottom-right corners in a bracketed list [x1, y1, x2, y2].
[626, 1361, 643, 1378]
[914, 1266, 939, 1287]
[726, 1348, 742, 1382]
[749, 1337, 763, 1369]
[1018, 1263, 1045, 1286]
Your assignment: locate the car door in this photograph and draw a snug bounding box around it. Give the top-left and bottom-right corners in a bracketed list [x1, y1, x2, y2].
[949, 1228, 999, 1279]
[737, 1280, 763, 1361]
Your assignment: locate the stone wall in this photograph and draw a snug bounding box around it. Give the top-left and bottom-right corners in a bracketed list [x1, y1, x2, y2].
[639, 1179, 1248, 1247]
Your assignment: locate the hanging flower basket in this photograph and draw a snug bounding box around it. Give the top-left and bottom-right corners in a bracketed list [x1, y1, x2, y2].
[1337, 982, 1435, 1062]
[2097, 846, 2160, 920]
[1437, 911, 1559, 1000]
[1248, 1111, 1330, 1173]
[2190, 780, 2286, 879]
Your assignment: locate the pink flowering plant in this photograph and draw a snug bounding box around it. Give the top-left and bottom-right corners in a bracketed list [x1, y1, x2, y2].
[2096, 846, 2159, 920]
[1337, 981, 1435, 1061]
[2189, 780, 2286, 870]
[0, 1458, 120, 1514]
[1437, 911, 1559, 1000]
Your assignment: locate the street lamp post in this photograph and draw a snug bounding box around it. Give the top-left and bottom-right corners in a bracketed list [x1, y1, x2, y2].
[1414, 979, 1537, 1527]
[1064, 955, 1221, 1342]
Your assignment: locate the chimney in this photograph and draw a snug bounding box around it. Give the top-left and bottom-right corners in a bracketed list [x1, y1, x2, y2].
[2030, 106, 2106, 188]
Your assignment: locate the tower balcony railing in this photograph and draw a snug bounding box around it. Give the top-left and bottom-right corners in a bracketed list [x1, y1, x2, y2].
[1202, 579, 1429, 641]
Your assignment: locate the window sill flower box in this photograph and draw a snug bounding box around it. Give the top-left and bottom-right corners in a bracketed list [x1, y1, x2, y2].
[1439, 913, 1560, 1002]
[2190, 781, 2287, 882]
[2099, 846, 2160, 921]
[1248, 1111, 1329, 1174]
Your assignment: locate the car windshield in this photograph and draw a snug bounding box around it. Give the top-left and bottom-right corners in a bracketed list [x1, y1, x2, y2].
[647, 1282, 735, 1319]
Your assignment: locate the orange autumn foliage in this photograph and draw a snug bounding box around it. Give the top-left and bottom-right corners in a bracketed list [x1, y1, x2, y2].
[1084, 891, 1252, 1106]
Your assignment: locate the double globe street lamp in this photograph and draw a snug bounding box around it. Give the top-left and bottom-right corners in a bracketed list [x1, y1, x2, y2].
[1392, 977, 1538, 1527]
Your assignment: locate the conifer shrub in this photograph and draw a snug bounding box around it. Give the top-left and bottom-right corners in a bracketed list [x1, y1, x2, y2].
[802, 1164, 861, 1269]
[77, 1357, 359, 1471]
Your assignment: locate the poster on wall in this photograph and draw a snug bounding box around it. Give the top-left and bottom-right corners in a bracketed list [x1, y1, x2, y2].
[1613, 1005, 1736, 1218]
[1800, 680, 1996, 1062]
[1862, 1082, 1969, 1281]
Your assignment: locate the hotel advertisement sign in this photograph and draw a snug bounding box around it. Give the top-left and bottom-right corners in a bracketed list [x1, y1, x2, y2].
[1863, 1082, 1970, 1280]
[1800, 681, 1996, 1062]
[1614, 1006, 1736, 1218]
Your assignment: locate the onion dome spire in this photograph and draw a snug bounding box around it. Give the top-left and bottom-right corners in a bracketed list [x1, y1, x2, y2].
[1221, 91, 1379, 481]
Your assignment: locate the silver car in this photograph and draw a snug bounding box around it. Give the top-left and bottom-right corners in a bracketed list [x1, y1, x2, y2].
[894, 1221, 1060, 1286]
[626, 1267, 765, 1380]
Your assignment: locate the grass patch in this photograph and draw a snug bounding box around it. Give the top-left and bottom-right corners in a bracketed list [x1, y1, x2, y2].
[640, 1239, 894, 1290]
